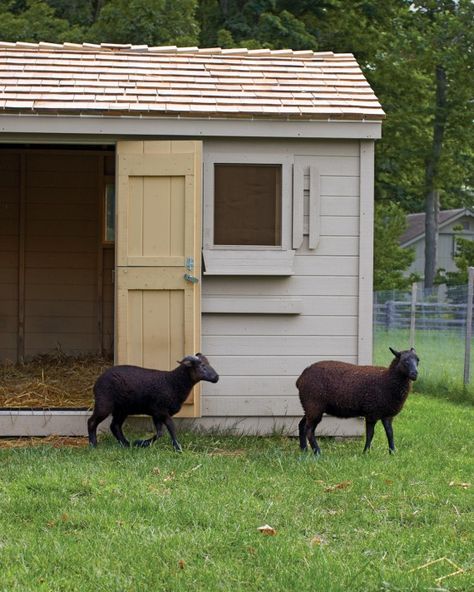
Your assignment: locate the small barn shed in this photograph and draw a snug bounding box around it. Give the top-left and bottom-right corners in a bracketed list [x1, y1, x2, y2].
[0, 42, 384, 437]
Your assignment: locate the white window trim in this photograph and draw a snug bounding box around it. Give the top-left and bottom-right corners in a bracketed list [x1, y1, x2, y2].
[203, 150, 295, 275]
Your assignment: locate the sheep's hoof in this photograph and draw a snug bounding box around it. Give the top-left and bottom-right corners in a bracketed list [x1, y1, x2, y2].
[389, 448, 396, 455]
[173, 444, 183, 453]
[134, 439, 152, 448]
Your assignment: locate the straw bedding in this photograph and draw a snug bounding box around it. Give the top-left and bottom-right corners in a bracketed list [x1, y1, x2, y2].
[0, 352, 112, 409]
[0, 435, 89, 448]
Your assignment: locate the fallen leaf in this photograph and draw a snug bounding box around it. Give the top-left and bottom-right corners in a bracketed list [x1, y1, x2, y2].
[257, 524, 277, 536]
[449, 481, 471, 489]
[178, 559, 186, 570]
[324, 481, 352, 492]
[152, 467, 161, 475]
[310, 534, 327, 546]
[61, 513, 69, 522]
[163, 472, 175, 482]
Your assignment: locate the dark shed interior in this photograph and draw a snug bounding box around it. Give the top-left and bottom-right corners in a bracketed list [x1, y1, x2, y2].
[0, 145, 115, 364]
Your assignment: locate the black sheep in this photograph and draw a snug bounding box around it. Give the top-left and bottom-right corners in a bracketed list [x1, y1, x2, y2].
[296, 347, 419, 455]
[88, 353, 219, 450]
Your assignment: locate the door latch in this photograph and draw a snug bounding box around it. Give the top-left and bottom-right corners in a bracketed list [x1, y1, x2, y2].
[184, 258, 199, 283]
[184, 273, 199, 283]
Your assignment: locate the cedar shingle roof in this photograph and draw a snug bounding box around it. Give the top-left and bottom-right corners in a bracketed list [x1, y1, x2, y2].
[0, 42, 385, 120]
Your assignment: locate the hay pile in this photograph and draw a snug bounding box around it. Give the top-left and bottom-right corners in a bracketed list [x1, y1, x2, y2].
[0, 352, 112, 409]
[0, 435, 89, 448]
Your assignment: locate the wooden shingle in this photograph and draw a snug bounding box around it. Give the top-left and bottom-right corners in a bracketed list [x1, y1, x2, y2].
[0, 43, 384, 120]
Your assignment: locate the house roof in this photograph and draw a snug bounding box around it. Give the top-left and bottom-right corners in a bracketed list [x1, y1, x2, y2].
[400, 208, 474, 246]
[0, 42, 385, 121]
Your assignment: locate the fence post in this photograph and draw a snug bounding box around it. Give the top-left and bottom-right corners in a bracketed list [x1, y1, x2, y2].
[409, 282, 417, 348]
[463, 267, 474, 385]
[386, 300, 395, 330]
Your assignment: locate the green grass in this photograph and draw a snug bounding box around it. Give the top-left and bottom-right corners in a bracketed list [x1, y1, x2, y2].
[374, 329, 474, 405]
[0, 397, 473, 591]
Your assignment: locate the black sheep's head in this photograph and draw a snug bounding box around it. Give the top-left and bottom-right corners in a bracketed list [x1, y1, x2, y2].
[389, 347, 419, 381]
[178, 353, 219, 383]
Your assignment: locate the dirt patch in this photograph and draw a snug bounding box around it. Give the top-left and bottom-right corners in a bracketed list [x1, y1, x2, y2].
[208, 448, 247, 457]
[0, 352, 112, 409]
[0, 435, 89, 448]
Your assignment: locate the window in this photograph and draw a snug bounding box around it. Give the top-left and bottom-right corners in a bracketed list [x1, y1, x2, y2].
[202, 147, 295, 276]
[104, 183, 115, 243]
[214, 164, 282, 246]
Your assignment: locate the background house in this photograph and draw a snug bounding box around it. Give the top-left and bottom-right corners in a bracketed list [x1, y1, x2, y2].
[400, 208, 474, 280]
[0, 42, 384, 436]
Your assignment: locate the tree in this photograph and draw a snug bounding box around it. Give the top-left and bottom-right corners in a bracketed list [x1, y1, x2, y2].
[88, 0, 199, 46]
[373, 202, 417, 291]
[0, 0, 84, 42]
[369, 1, 474, 288]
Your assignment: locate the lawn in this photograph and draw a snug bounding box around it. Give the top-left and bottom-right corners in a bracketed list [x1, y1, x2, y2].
[374, 329, 474, 405]
[0, 396, 472, 591]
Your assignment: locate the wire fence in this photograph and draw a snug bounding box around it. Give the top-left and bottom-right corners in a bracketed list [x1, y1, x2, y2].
[373, 272, 474, 404]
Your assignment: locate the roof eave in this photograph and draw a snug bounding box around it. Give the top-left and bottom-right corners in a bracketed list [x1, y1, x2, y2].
[0, 112, 383, 140]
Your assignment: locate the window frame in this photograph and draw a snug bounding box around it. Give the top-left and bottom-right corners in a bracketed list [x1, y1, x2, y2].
[203, 149, 295, 275]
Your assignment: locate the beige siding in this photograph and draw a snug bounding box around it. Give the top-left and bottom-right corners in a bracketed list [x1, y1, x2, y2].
[0, 152, 20, 361]
[201, 139, 364, 418]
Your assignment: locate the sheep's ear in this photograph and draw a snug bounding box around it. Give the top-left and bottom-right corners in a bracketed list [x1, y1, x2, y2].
[389, 347, 401, 358]
[177, 357, 194, 368]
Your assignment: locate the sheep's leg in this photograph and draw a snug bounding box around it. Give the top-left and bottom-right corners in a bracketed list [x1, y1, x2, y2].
[87, 409, 109, 447]
[110, 413, 130, 448]
[381, 417, 395, 454]
[306, 415, 322, 456]
[363, 419, 377, 453]
[134, 417, 164, 448]
[298, 416, 308, 451]
[164, 416, 182, 452]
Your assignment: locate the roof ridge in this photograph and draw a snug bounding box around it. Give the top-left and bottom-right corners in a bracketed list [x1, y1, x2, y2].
[0, 40, 352, 59]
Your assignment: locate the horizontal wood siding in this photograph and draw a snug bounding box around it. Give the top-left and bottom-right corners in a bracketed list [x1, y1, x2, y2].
[0, 152, 20, 361]
[24, 153, 100, 357]
[202, 139, 362, 417]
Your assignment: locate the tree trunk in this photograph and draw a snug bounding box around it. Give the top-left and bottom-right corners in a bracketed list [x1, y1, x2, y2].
[424, 64, 447, 288]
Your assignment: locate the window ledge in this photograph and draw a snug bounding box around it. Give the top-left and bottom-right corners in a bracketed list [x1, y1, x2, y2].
[203, 248, 295, 276]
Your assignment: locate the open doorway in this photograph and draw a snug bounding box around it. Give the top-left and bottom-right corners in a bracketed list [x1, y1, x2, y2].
[0, 145, 115, 409]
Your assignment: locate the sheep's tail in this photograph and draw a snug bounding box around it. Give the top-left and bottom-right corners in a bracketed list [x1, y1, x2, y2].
[296, 367, 309, 391]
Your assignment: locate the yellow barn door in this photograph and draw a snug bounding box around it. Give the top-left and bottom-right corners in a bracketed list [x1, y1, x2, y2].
[115, 141, 202, 417]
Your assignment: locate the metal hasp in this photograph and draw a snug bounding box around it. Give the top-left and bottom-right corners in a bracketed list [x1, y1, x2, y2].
[184, 257, 199, 283]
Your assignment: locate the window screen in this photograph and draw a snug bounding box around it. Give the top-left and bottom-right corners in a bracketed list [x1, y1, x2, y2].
[214, 164, 282, 246]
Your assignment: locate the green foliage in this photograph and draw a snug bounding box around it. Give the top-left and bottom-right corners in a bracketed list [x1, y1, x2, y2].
[0, 397, 473, 591]
[197, 0, 319, 49]
[438, 235, 474, 287]
[0, 0, 84, 42]
[369, 1, 474, 212]
[373, 202, 417, 290]
[87, 0, 199, 46]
